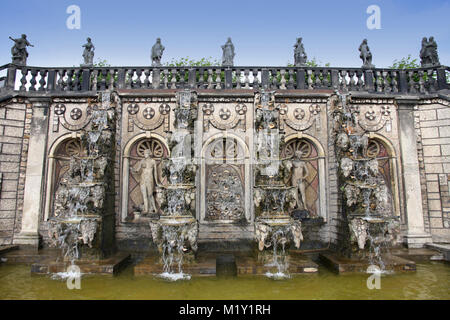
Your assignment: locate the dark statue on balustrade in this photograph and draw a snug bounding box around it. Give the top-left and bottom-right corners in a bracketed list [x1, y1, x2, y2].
[9, 34, 34, 66]
[294, 37, 307, 67]
[221, 37, 235, 67]
[359, 39, 374, 69]
[151, 38, 165, 67]
[82, 38, 95, 66]
[420, 37, 440, 67]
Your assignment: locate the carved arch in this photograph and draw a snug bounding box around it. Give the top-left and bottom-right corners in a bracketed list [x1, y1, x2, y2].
[284, 133, 327, 221]
[121, 133, 170, 222]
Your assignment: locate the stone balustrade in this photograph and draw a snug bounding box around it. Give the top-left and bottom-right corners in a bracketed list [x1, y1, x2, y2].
[0, 63, 448, 94]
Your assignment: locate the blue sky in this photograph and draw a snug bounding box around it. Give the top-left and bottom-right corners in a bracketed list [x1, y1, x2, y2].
[0, 0, 449, 67]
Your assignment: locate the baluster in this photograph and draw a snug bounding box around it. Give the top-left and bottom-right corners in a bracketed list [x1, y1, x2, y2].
[162, 69, 169, 89]
[66, 69, 74, 91]
[287, 69, 294, 89]
[340, 70, 347, 91]
[19, 68, 28, 91]
[215, 69, 222, 90]
[408, 71, 416, 93]
[28, 69, 38, 91]
[427, 69, 436, 93]
[125, 69, 133, 89]
[99, 69, 107, 90]
[38, 69, 47, 91]
[307, 70, 313, 89]
[270, 69, 276, 89]
[109, 69, 115, 89]
[314, 70, 321, 88]
[235, 69, 241, 89]
[374, 71, 381, 92]
[347, 70, 355, 90]
[170, 68, 177, 89]
[242, 69, 249, 89]
[56, 69, 64, 91]
[197, 68, 204, 89]
[392, 71, 398, 93]
[91, 70, 98, 90]
[72, 69, 80, 91]
[278, 69, 285, 89]
[355, 70, 363, 90]
[178, 68, 185, 88]
[383, 71, 390, 93]
[135, 69, 143, 88]
[323, 70, 329, 88]
[143, 69, 150, 88]
[418, 70, 425, 94]
[252, 69, 259, 90]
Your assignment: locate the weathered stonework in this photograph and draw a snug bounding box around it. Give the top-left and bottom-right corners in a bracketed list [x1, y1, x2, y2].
[0, 62, 449, 252]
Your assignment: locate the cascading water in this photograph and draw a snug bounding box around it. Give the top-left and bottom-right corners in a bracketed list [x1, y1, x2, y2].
[149, 90, 199, 281]
[265, 228, 290, 279]
[332, 91, 400, 271]
[47, 91, 116, 263]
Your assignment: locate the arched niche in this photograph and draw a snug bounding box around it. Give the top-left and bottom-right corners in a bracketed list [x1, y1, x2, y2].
[200, 133, 251, 223]
[43, 133, 83, 221]
[121, 133, 169, 222]
[367, 132, 401, 218]
[284, 133, 328, 221]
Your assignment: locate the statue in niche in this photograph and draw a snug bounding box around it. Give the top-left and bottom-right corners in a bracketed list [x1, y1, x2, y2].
[420, 36, 440, 67]
[131, 149, 162, 214]
[151, 38, 165, 67]
[82, 37, 95, 66]
[294, 37, 307, 67]
[290, 151, 309, 211]
[359, 39, 374, 69]
[221, 37, 235, 67]
[9, 34, 34, 65]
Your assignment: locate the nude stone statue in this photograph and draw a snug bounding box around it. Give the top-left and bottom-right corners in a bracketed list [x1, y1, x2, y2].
[290, 151, 309, 210]
[151, 38, 165, 67]
[82, 37, 95, 66]
[9, 34, 34, 65]
[132, 149, 161, 214]
[221, 37, 235, 67]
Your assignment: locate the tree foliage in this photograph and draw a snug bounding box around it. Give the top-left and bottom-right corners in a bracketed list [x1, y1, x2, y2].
[390, 55, 420, 69]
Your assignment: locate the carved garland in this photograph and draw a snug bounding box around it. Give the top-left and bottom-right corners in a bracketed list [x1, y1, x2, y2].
[280, 104, 321, 131]
[202, 103, 247, 132]
[53, 104, 92, 132]
[127, 103, 170, 132]
[356, 105, 392, 132]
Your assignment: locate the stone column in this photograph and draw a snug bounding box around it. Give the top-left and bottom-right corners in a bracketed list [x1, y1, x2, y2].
[13, 98, 50, 248]
[397, 97, 433, 248]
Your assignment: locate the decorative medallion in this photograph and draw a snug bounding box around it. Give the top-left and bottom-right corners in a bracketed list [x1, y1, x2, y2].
[143, 107, 156, 120]
[219, 108, 232, 120]
[127, 104, 139, 115]
[70, 108, 83, 120]
[54, 104, 66, 115]
[294, 108, 306, 120]
[202, 103, 214, 116]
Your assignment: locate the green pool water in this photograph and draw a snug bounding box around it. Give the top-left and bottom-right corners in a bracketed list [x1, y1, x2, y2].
[0, 262, 448, 300]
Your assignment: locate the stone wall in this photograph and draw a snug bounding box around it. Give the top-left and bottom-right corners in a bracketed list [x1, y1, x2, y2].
[415, 98, 450, 242]
[0, 98, 29, 245]
[1, 91, 449, 250]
